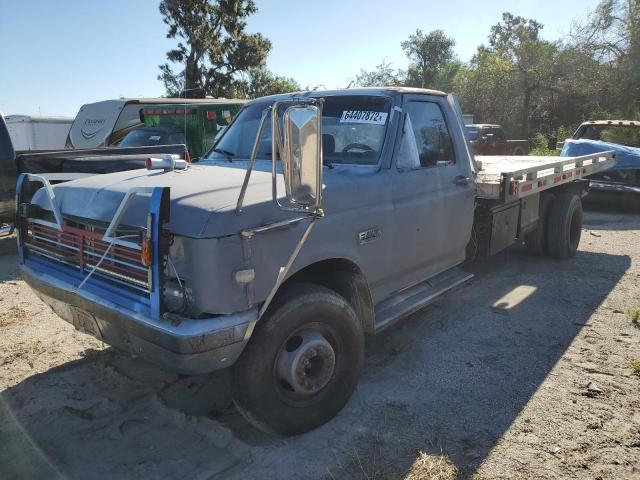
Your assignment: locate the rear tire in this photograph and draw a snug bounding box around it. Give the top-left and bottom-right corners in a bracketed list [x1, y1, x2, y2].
[547, 193, 583, 258]
[524, 193, 555, 256]
[231, 283, 364, 435]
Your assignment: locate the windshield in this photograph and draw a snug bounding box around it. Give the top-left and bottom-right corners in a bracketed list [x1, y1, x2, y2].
[578, 124, 640, 148]
[206, 95, 391, 165]
[118, 127, 186, 147]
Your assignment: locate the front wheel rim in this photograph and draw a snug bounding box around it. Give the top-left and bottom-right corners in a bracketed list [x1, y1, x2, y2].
[276, 329, 336, 397]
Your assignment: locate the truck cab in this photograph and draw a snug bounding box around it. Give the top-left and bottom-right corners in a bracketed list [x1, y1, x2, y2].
[16, 88, 613, 435]
[466, 124, 529, 156]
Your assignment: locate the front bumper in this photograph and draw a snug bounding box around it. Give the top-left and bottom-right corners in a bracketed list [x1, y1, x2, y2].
[20, 263, 258, 374]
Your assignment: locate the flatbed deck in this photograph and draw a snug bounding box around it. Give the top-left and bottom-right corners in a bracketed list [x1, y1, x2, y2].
[475, 151, 616, 202]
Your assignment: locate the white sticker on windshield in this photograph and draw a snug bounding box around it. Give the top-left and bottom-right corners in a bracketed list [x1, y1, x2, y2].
[340, 111, 388, 125]
[149, 135, 161, 141]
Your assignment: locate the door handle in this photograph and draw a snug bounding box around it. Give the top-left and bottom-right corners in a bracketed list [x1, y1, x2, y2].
[453, 175, 471, 186]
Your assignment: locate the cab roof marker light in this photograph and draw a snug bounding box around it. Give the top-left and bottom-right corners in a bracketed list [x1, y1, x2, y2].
[141, 108, 196, 116]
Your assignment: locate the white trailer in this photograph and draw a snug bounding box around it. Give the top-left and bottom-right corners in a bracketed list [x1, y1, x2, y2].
[4, 115, 73, 151]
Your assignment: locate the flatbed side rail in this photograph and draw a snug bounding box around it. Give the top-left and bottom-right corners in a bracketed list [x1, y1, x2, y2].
[476, 151, 616, 201]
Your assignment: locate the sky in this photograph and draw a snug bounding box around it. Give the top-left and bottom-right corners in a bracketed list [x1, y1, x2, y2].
[0, 0, 602, 117]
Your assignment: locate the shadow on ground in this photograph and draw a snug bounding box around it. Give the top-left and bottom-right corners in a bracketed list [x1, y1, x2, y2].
[0, 245, 631, 479]
[582, 193, 640, 229]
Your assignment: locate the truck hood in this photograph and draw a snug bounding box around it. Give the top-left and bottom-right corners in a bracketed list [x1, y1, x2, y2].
[32, 163, 294, 238]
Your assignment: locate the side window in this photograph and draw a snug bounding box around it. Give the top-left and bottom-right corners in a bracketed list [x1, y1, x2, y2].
[493, 128, 506, 141]
[399, 101, 456, 170]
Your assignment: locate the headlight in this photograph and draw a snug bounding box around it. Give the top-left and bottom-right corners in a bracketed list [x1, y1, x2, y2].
[163, 280, 185, 313]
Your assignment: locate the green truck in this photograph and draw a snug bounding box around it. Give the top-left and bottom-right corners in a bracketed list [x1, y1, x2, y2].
[67, 98, 247, 161]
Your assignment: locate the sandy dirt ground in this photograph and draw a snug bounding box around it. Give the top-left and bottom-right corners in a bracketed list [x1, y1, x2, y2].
[0, 206, 639, 480]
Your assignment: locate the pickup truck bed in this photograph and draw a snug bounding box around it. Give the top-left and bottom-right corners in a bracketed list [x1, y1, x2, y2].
[475, 151, 615, 202]
[1, 109, 189, 224]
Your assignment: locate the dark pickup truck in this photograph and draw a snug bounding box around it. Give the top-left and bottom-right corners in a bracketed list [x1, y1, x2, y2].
[466, 124, 530, 156]
[0, 114, 187, 225]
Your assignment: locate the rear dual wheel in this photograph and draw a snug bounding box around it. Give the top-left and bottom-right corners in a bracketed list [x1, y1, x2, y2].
[524, 193, 555, 255]
[547, 193, 583, 258]
[231, 283, 364, 435]
[525, 192, 583, 259]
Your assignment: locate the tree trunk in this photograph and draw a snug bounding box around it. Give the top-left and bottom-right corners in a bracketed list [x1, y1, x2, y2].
[185, 50, 198, 90]
[522, 87, 531, 138]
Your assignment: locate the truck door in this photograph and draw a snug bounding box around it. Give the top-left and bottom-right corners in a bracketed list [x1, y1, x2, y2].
[389, 94, 476, 289]
[492, 127, 507, 154]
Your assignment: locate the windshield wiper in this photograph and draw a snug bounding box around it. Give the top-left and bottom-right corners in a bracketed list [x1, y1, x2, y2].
[212, 147, 235, 161]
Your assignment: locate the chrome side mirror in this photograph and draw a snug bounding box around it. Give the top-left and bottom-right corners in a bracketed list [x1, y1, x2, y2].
[235, 99, 323, 215]
[279, 104, 322, 211]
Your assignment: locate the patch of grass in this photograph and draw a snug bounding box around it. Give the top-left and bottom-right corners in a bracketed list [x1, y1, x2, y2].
[404, 452, 458, 480]
[627, 307, 640, 326]
[630, 360, 640, 377]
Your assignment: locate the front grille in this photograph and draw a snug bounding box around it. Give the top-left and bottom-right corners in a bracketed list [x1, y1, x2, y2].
[25, 221, 151, 293]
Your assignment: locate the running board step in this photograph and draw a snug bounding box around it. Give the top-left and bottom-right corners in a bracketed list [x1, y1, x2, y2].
[374, 268, 473, 333]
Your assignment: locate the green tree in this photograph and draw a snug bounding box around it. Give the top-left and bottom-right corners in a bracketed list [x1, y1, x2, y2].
[453, 47, 522, 137]
[488, 13, 560, 136]
[354, 59, 405, 87]
[573, 0, 640, 116]
[401, 29, 456, 89]
[232, 68, 301, 98]
[158, 0, 271, 98]
[547, 46, 614, 127]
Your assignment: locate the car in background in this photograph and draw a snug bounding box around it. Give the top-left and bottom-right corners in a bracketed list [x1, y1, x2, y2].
[562, 120, 640, 206]
[466, 124, 529, 156]
[66, 98, 246, 161]
[5, 115, 73, 150]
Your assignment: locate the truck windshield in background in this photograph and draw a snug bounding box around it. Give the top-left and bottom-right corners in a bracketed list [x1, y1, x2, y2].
[114, 104, 243, 161]
[118, 126, 186, 148]
[575, 124, 640, 148]
[207, 95, 391, 165]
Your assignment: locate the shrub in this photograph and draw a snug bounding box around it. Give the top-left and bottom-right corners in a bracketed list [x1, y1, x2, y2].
[529, 133, 559, 156]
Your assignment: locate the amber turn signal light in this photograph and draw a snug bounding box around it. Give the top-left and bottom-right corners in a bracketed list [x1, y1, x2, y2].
[141, 239, 153, 267]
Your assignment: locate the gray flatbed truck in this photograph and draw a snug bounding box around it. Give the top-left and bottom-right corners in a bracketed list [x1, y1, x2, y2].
[16, 87, 614, 435]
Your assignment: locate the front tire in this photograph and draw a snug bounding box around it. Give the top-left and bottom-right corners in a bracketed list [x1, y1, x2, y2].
[547, 193, 583, 258]
[231, 283, 364, 435]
